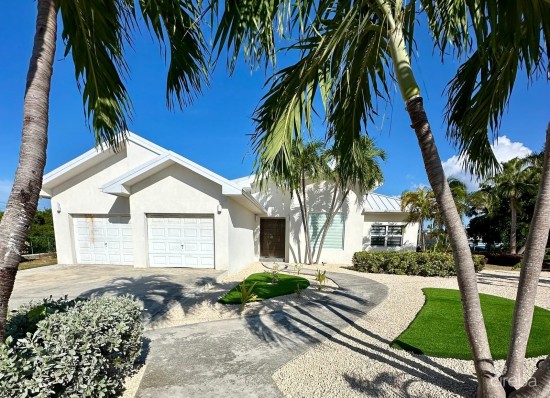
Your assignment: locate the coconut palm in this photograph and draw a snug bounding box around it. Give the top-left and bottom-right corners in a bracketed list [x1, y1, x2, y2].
[212, 0, 549, 395]
[400, 187, 434, 251]
[486, 157, 536, 254]
[255, 139, 327, 264]
[0, 0, 208, 340]
[312, 136, 385, 263]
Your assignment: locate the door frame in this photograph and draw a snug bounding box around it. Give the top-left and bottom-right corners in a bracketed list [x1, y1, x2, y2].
[259, 217, 287, 261]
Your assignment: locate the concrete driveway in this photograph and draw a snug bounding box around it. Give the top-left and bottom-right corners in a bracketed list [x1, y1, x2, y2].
[9, 264, 223, 325]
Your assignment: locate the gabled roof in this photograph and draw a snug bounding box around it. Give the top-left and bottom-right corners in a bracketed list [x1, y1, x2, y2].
[100, 151, 265, 214]
[363, 192, 404, 212]
[40, 132, 166, 198]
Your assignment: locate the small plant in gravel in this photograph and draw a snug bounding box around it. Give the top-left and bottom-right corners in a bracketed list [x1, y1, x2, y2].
[295, 283, 303, 298]
[315, 270, 327, 291]
[294, 263, 303, 275]
[238, 282, 258, 311]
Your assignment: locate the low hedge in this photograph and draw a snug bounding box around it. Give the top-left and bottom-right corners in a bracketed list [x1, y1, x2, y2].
[484, 253, 523, 267]
[0, 295, 142, 398]
[350, 251, 485, 277]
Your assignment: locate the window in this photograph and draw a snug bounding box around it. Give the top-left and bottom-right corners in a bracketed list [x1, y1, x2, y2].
[309, 213, 344, 250]
[370, 225, 403, 247]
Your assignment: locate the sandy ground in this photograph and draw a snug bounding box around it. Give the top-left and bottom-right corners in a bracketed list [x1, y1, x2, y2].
[273, 265, 550, 397]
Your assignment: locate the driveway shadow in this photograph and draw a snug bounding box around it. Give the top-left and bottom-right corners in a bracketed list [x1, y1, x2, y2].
[80, 275, 234, 326]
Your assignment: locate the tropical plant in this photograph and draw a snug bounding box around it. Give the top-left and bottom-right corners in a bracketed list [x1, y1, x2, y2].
[270, 263, 280, 284]
[484, 157, 537, 254]
[400, 187, 435, 251]
[0, 0, 208, 339]
[256, 139, 327, 264]
[211, 0, 549, 395]
[238, 282, 258, 311]
[311, 136, 385, 263]
[314, 269, 326, 291]
[294, 263, 303, 275]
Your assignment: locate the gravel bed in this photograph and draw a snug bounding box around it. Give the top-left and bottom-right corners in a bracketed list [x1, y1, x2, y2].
[273, 266, 550, 397]
[148, 262, 336, 330]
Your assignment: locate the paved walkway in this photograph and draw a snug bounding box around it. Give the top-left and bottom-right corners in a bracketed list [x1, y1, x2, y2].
[136, 272, 388, 398]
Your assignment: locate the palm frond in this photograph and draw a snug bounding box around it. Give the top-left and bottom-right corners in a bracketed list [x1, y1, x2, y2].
[442, 0, 550, 177]
[58, 0, 209, 149]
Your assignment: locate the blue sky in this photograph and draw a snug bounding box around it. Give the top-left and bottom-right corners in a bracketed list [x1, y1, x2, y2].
[1, 2, 548, 210]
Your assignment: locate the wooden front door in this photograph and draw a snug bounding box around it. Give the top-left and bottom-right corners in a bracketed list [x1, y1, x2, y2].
[260, 218, 286, 259]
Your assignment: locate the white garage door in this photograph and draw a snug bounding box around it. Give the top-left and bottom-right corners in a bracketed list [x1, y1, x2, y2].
[148, 216, 214, 268]
[73, 216, 133, 265]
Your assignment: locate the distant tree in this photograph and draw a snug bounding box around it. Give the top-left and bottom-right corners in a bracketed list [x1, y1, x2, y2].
[484, 157, 537, 254]
[400, 187, 435, 251]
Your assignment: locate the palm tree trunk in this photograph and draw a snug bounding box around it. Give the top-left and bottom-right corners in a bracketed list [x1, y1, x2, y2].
[295, 189, 311, 264]
[510, 355, 550, 397]
[406, 97, 504, 397]
[376, 1, 503, 393]
[510, 197, 518, 254]
[300, 173, 313, 264]
[504, 123, 550, 390]
[314, 189, 349, 264]
[0, 0, 57, 340]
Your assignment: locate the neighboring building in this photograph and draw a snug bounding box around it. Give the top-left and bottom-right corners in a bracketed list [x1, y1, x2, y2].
[41, 133, 418, 272]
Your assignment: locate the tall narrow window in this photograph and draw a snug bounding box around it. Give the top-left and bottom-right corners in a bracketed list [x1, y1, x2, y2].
[309, 213, 344, 250]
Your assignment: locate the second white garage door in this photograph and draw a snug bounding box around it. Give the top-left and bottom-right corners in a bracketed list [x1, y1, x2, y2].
[147, 215, 214, 268]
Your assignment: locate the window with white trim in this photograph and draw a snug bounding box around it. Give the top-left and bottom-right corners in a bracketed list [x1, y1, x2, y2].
[309, 213, 344, 250]
[370, 225, 403, 247]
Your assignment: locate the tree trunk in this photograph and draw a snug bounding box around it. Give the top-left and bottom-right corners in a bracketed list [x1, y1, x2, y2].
[420, 217, 425, 251]
[406, 96, 504, 398]
[510, 197, 518, 254]
[511, 355, 550, 397]
[314, 189, 349, 264]
[504, 123, 550, 390]
[0, 0, 57, 340]
[300, 173, 313, 264]
[295, 190, 311, 264]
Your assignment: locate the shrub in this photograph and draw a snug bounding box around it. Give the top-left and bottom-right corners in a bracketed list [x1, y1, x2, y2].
[350, 251, 485, 277]
[485, 253, 523, 267]
[0, 295, 143, 398]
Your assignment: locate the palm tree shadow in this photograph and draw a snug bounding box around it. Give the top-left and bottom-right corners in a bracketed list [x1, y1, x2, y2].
[244, 289, 477, 397]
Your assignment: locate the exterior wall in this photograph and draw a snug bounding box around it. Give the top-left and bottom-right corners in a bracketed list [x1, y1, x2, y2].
[363, 213, 419, 251]
[50, 149, 132, 264]
[252, 181, 364, 264]
[226, 198, 259, 273]
[129, 164, 229, 269]
[128, 164, 257, 270]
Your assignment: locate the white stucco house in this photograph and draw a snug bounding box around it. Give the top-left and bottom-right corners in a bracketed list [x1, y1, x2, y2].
[41, 133, 419, 273]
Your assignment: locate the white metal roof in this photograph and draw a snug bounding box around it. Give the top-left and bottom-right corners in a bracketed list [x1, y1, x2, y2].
[363, 192, 404, 212]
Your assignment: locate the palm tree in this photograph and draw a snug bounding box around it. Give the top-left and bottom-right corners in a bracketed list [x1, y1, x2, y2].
[400, 187, 434, 251]
[312, 136, 385, 263]
[212, 1, 549, 395]
[486, 157, 536, 254]
[255, 139, 326, 264]
[0, 0, 208, 340]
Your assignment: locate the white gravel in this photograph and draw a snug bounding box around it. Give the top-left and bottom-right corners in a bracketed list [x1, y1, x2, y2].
[148, 262, 336, 330]
[273, 266, 550, 397]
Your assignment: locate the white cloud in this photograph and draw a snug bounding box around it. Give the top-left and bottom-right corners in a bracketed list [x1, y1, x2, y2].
[441, 136, 532, 191]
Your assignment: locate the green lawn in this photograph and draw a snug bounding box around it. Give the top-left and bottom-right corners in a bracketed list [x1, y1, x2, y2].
[218, 272, 310, 304]
[391, 288, 550, 360]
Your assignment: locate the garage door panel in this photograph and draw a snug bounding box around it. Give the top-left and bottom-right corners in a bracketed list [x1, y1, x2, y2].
[148, 215, 214, 268]
[73, 216, 133, 265]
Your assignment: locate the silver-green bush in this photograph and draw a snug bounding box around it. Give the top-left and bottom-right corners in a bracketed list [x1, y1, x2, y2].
[0, 295, 143, 398]
[351, 251, 485, 277]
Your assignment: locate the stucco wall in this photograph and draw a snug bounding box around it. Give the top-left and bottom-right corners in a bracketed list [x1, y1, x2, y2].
[363, 213, 419, 252]
[252, 181, 365, 264]
[226, 198, 259, 273]
[129, 164, 229, 268]
[51, 150, 128, 264]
